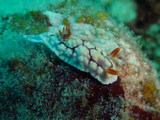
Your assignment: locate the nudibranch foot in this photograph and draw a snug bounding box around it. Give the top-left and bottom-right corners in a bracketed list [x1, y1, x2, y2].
[23, 34, 44, 43]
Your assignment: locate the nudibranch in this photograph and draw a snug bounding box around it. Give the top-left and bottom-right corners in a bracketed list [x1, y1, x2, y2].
[24, 11, 121, 84]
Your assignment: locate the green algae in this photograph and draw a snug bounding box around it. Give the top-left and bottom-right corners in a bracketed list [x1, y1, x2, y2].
[77, 15, 95, 25]
[8, 11, 49, 34]
[62, 18, 70, 26]
[141, 80, 159, 105]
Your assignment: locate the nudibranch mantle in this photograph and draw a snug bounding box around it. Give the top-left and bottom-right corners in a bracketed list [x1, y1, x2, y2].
[24, 11, 120, 84]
